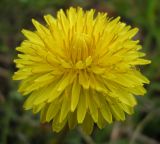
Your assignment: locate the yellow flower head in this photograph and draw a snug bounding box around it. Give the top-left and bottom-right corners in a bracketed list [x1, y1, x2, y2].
[13, 7, 150, 134]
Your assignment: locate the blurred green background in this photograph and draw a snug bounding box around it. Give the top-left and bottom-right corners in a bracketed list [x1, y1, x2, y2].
[0, 0, 160, 144]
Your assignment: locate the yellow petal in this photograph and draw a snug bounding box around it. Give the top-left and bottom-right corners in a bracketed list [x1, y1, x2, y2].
[46, 100, 60, 122]
[100, 101, 112, 123]
[21, 29, 43, 45]
[71, 78, 81, 112]
[79, 71, 90, 89]
[77, 90, 87, 123]
[68, 111, 77, 129]
[119, 103, 134, 115]
[81, 114, 94, 134]
[52, 115, 67, 132]
[32, 103, 45, 114]
[88, 92, 98, 122]
[57, 72, 74, 91]
[40, 105, 48, 123]
[110, 105, 125, 121]
[109, 92, 137, 107]
[23, 92, 37, 109]
[60, 94, 70, 123]
[97, 111, 106, 129]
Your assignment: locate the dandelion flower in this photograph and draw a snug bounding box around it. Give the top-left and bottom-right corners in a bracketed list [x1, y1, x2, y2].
[13, 7, 150, 134]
